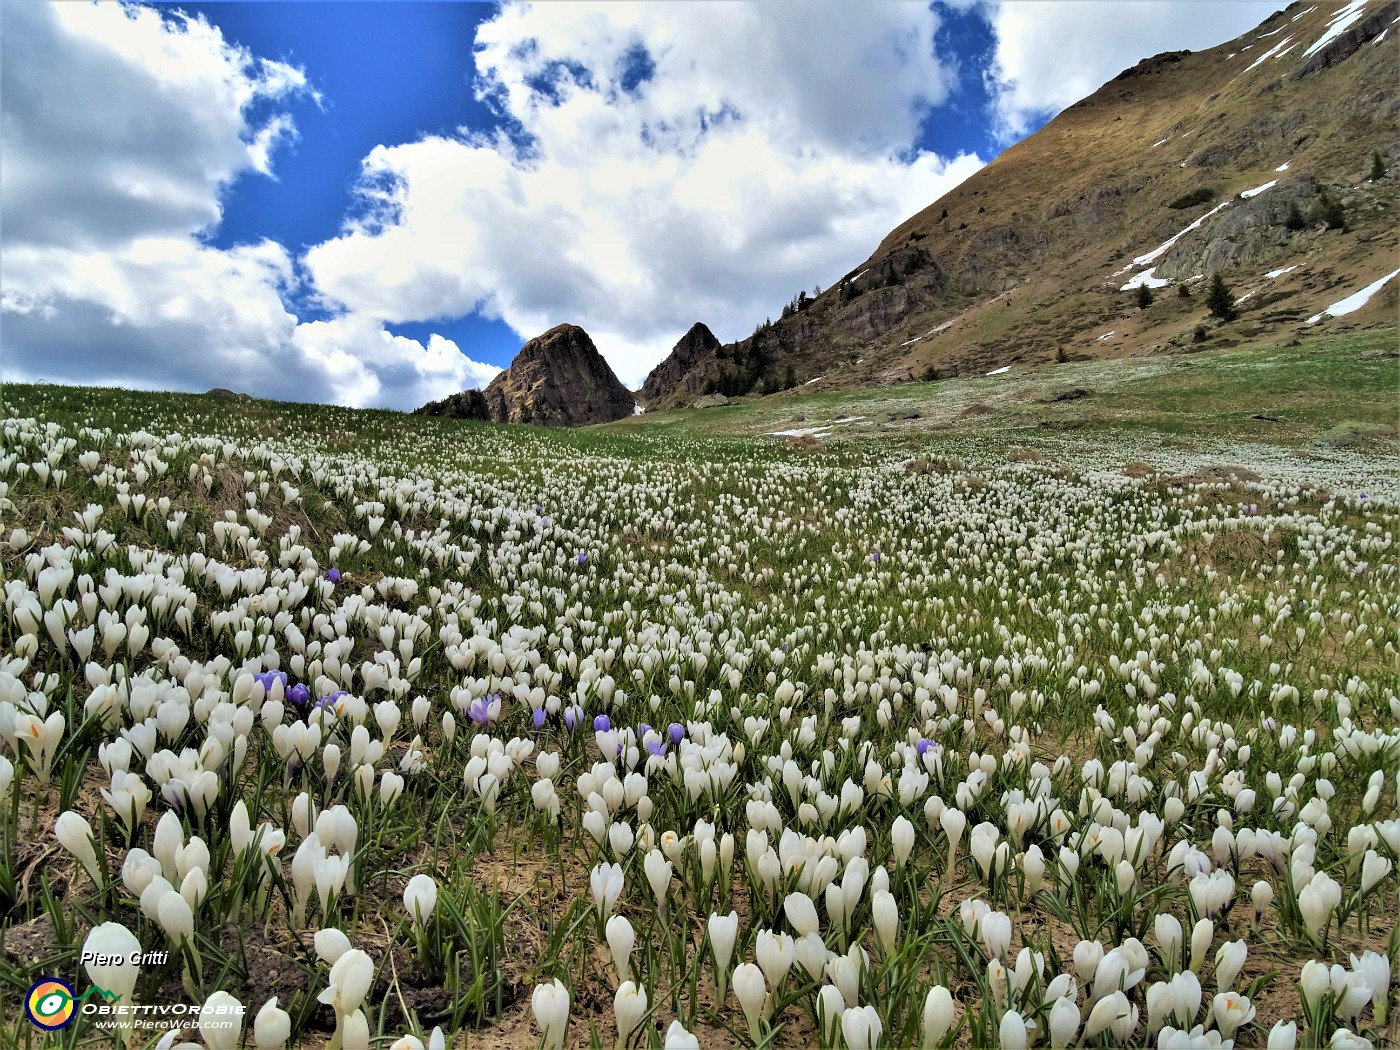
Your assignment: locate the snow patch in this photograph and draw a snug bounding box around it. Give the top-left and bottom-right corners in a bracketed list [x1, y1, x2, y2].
[767, 415, 865, 437]
[1236, 291, 1255, 304]
[1097, 332, 1117, 342]
[1307, 268, 1400, 323]
[1275, 161, 1291, 172]
[804, 376, 824, 386]
[1117, 200, 1231, 273]
[927, 320, 954, 336]
[985, 366, 1010, 376]
[1241, 179, 1278, 198]
[849, 269, 869, 283]
[1303, 0, 1370, 58]
[1266, 264, 1299, 279]
[632, 404, 644, 416]
[900, 337, 922, 347]
[1291, 5, 1317, 22]
[1153, 138, 1169, 147]
[1121, 268, 1170, 291]
[1245, 36, 1293, 71]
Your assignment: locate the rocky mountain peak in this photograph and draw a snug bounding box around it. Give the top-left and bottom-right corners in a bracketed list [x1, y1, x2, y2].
[415, 323, 635, 427]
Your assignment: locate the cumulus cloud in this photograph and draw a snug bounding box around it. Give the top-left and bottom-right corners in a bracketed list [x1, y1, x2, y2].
[1, 2, 499, 409]
[983, 0, 1284, 140]
[305, 1, 985, 386]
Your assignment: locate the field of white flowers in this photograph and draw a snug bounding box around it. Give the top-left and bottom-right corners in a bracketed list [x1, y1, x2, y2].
[1, 378, 1396, 1050]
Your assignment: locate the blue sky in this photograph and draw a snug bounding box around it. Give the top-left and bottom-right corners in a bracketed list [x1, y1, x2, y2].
[178, 1, 1005, 371]
[1, 1, 1282, 407]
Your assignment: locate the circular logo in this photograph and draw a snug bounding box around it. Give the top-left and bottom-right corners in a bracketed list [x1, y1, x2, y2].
[26, 979, 76, 1030]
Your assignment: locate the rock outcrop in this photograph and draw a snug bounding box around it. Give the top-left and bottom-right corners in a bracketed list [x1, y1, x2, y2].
[638, 323, 723, 409]
[414, 324, 634, 427]
[414, 388, 491, 420]
[484, 324, 635, 427]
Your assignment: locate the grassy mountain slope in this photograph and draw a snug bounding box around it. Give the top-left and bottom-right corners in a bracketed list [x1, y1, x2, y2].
[640, 0, 1399, 409]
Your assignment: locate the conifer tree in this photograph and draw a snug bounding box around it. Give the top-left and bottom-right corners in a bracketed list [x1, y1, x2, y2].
[1206, 274, 1238, 322]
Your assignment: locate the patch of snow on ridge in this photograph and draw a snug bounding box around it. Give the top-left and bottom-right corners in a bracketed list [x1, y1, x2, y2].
[633, 404, 644, 415]
[804, 376, 824, 385]
[1246, 36, 1293, 71]
[1307, 268, 1400, 323]
[1276, 161, 1291, 171]
[1292, 5, 1317, 22]
[1241, 180, 1278, 198]
[1153, 138, 1169, 147]
[1121, 268, 1170, 291]
[986, 366, 1010, 376]
[1097, 332, 1116, 341]
[901, 337, 922, 347]
[1303, 0, 1370, 58]
[1117, 201, 1231, 273]
[1266, 265, 1299, 279]
[767, 425, 832, 438]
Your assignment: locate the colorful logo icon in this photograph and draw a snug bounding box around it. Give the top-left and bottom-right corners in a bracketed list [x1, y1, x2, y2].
[26, 978, 77, 1030]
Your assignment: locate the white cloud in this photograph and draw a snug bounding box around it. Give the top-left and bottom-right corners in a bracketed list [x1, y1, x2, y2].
[983, 0, 1284, 139]
[1, 2, 499, 410]
[305, 1, 985, 386]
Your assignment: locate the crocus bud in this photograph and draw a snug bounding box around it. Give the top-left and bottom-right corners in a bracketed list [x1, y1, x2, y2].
[403, 874, 437, 925]
[606, 915, 635, 984]
[663, 1019, 699, 1050]
[755, 929, 795, 990]
[83, 923, 141, 1005]
[315, 927, 353, 965]
[783, 892, 820, 937]
[708, 911, 738, 1001]
[818, 985, 846, 1046]
[613, 981, 647, 1048]
[531, 979, 570, 1050]
[733, 962, 768, 1038]
[1048, 996, 1079, 1048]
[55, 811, 104, 887]
[199, 991, 245, 1050]
[999, 1009, 1033, 1050]
[253, 996, 292, 1048]
[1214, 940, 1247, 993]
[840, 1004, 883, 1050]
[872, 889, 900, 956]
[922, 985, 956, 1047]
[1189, 918, 1213, 973]
[891, 815, 915, 868]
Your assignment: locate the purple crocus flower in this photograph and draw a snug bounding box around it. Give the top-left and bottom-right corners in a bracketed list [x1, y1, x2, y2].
[563, 706, 581, 733]
[872, 551, 880, 563]
[287, 683, 311, 707]
[534, 504, 544, 514]
[916, 738, 935, 756]
[593, 714, 611, 732]
[314, 690, 347, 715]
[668, 723, 685, 746]
[532, 708, 547, 730]
[645, 738, 667, 758]
[254, 670, 288, 692]
[576, 552, 588, 565]
[326, 568, 341, 583]
[468, 693, 502, 725]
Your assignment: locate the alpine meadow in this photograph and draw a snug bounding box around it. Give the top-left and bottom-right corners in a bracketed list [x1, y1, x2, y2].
[0, 2, 1397, 1050]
